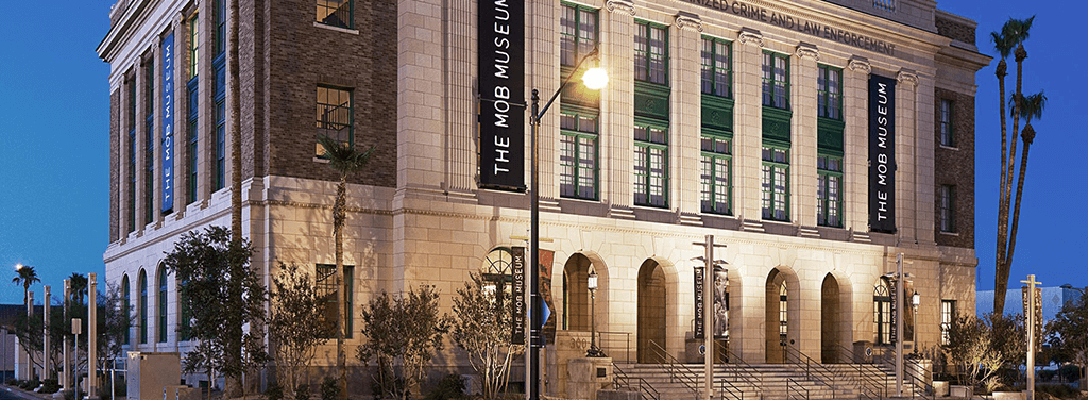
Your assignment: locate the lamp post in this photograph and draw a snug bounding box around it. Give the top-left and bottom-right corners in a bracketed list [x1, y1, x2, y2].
[586, 270, 605, 357]
[912, 290, 920, 344]
[528, 46, 607, 400]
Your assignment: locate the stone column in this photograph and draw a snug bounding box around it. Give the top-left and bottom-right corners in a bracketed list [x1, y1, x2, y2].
[197, 3, 213, 206]
[135, 55, 149, 232]
[603, 0, 635, 210]
[673, 13, 702, 219]
[844, 57, 870, 234]
[732, 29, 764, 223]
[895, 69, 918, 244]
[151, 31, 163, 228]
[445, 0, 478, 194]
[792, 43, 820, 229]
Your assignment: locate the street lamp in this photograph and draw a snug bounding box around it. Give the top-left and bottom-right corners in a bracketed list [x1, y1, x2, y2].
[586, 269, 605, 357]
[912, 290, 920, 344]
[528, 45, 607, 400]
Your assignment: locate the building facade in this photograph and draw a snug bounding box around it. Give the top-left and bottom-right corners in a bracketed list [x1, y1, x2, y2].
[98, 0, 988, 392]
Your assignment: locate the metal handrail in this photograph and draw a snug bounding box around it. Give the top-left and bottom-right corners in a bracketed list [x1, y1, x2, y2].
[831, 344, 884, 400]
[718, 373, 745, 400]
[722, 347, 764, 400]
[881, 348, 934, 400]
[613, 362, 660, 400]
[648, 339, 701, 398]
[783, 345, 839, 393]
[597, 331, 632, 363]
[786, 378, 810, 400]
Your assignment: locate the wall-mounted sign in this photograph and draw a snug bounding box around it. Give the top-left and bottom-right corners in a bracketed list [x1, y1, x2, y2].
[161, 32, 175, 213]
[511, 246, 526, 345]
[868, 74, 896, 233]
[478, 0, 525, 190]
[694, 266, 729, 339]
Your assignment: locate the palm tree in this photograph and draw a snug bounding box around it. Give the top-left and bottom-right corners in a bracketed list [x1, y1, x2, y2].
[317, 135, 374, 399]
[69, 272, 88, 305]
[1004, 91, 1046, 282]
[993, 16, 1035, 313]
[12, 264, 40, 309]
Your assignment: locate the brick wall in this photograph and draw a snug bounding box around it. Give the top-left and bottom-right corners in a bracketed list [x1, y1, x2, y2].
[934, 87, 974, 249]
[935, 15, 975, 45]
[261, 0, 398, 187]
[110, 89, 120, 242]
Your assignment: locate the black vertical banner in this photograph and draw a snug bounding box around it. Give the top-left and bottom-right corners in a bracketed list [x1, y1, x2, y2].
[868, 75, 897, 233]
[694, 268, 704, 339]
[511, 247, 526, 345]
[478, 0, 526, 190]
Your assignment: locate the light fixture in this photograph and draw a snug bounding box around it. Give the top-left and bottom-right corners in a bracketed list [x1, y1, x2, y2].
[588, 270, 598, 291]
[912, 290, 920, 306]
[580, 47, 609, 90]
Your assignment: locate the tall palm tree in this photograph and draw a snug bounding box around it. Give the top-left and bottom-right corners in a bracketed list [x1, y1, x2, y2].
[1005, 91, 1046, 281]
[69, 272, 88, 305]
[13, 264, 40, 309]
[317, 135, 374, 399]
[226, 0, 245, 395]
[993, 16, 1035, 313]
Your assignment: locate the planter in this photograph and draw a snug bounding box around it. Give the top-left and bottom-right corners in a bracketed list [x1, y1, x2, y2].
[992, 390, 1024, 400]
[950, 385, 973, 398]
[932, 381, 949, 397]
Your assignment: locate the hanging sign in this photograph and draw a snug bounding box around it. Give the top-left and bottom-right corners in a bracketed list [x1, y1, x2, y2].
[478, 0, 526, 190]
[161, 32, 175, 213]
[868, 74, 896, 233]
[511, 247, 526, 345]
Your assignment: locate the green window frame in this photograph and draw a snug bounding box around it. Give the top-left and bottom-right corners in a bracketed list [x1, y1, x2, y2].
[939, 185, 955, 232]
[817, 64, 842, 120]
[700, 134, 732, 215]
[188, 14, 199, 80]
[939, 99, 954, 147]
[761, 144, 789, 221]
[817, 153, 843, 228]
[560, 3, 597, 68]
[145, 62, 155, 224]
[128, 78, 137, 234]
[762, 51, 790, 109]
[317, 0, 353, 29]
[187, 14, 199, 204]
[317, 264, 354, 338]
[874, 279, 891, 345]
[634, 123, 668, 207]
[214, 55, 225, 191]
[122, 275, 131, 345]
[316, 85, 354, 156]
[560, 110, 599, 200]
[634, 20, 668, 85]
[139, 269, 148, 344]
[701, 36, 732, 98]
[214, 0, 225, 57]
[157, 265, 168, 343]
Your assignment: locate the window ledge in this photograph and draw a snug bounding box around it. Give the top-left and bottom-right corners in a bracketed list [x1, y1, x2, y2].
[938, 145, 959, 151]
[938, 231, 959, 236]
[312, 156, 330, 164]
[559, 196, 600, 204]
[313, 21, 359, 35]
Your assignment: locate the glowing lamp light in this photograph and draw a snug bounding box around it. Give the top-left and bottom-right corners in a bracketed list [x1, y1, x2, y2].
[581, 67, 609, 90]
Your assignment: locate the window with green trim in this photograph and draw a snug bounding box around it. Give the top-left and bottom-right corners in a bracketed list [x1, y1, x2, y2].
[939, 99, 954, 147]
[317, 0, 353, 29]
[215, 0, 225, 57]
[317, 264, 354, 338]
[634, 124, 668, 207]
[316, 86, 354, 156]
[701, 37, 731, 98]
[158, 265, 168, 343]
[561, 3, 597, 67]
[700, 135, 731, 214]
[188, 14, 199, 80]
[560, 111, 598, 200]
[634, 21, 667, 85]
[761, 144, 789, 221]
[139, 269, 148, 344]
[214, 52, 225, 191]
[128, 78, 137, 234]
[145, 61, 155, 224]
[817, 65, 842, 120]
[762, 51, 789, 109]
[122, 274, 131, 345]
[187, 13, 199, 204]
[874, 279, 891, 345]
[939, 185, 955, 232]
[817, 154, 843, 227]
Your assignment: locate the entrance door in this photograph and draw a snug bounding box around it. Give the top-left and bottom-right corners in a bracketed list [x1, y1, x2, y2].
[821, 273, 840, 363]
[637, 260, 666, 364]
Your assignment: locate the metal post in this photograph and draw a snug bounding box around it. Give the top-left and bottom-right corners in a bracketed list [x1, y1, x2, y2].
[45, 286, 52, 380]
[89, 273, 99, 399]
[64, 279, 71, 393]
[703, 235, 714, 400]
[28, 290, 34, 380]
[590, 283, 597, 353]
[1022, 274, 1040, 400]
[529, 88, 542, 400]
[73, 318, 81, 400]
[895, 253, 904, 398]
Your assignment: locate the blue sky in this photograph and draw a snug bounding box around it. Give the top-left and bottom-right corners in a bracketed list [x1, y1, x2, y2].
[0, 0, 1083, 305]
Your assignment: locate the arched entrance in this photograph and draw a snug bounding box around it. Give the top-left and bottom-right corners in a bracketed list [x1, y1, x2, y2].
[821, 273, 840, 363]
[637, 259, 666, 364]
[562, 254, 592, 332]
[765, 268, 795, 364]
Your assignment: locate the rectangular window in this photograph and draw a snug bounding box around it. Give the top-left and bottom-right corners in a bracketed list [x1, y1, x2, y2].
[817, 65, 842, 120]
[317, 264, 354, 338]
[560, 112, 598, 200]
[188, 14, 199, 204]
[817, 154, 843, 227]
[316, 86, 354, 156]
[634, 125, 668, 207]
[940, 300, 955, 346]
[128, 79, 137, 234]
[700, 135, 731, 214]
[560, 3, 597, 68]
[761, 145, 789, 221]
[215, 0, 226, 56]
[939, 185, 955, 232]
[317, 0, 353, 29]
[634, 21, 667, 85]
[214, 53, 226, 191]
[188, 14, 199, 80]
[145, 62, 155, 224]
[700, 37, 731, 98]
[939, 99, 954, 147]
[762, 52, 789, 109]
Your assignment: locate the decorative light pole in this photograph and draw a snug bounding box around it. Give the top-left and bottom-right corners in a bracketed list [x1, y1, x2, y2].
[586, 269, 605, 357]
[528, 46, 607, 400]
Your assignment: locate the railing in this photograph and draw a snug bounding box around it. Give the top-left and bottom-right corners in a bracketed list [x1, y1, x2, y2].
[786, 378, 810, 400]
[831, 344, 884, 400]
[783, 345, 840, 394]
[597, 331, 633, 363]
[613, 362, 660, 400]
[721, 347, 764, 400]
[648, 339, 701, 398]
[718, 373, 745, 400]
[880, 348, 934, 400]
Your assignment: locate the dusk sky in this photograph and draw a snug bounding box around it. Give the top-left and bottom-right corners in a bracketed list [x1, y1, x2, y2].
[0, 0, 1083, 305]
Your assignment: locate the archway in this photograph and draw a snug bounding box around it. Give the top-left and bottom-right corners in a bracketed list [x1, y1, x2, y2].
[821, 273, 840, 363]
[562, 254, 592, 332]
[765, 268, 797, 363]
[637, 259, 666, 364]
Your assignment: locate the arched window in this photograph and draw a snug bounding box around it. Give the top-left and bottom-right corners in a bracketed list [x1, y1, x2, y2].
[779, 282, 788, 345]
[179, 277, 191, 341]
[139, 269, 148, 344]
[122, 274, 131, 345]
[480, 247, 514, 306]
[158, 264, 168, 343]
[873, 278, 891, 345]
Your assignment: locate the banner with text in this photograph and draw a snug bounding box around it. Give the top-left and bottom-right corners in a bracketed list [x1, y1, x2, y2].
[694, 266, 730, 339]
[161, 32, 175, 213]
[511, 247, 526, 345]
[868, 74, 896, 233]
[478, 0, 525, 190]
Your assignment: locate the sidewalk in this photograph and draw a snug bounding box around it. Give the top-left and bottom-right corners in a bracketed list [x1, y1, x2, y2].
[2, 385, 59, 400]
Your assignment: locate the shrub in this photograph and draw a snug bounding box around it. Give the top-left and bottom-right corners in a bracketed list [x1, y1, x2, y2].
[294, 384, 310, 400]
[1058, 365, 1080, 382]
[1036, 384, 1078, 399]
[424, 374, 467, 400]
[320, 377, 340, 400]
[266, 383, 284, 400]
[39, 379, 59, 394]
[4, 379, 17, 385]
[19, 379, 39, 390]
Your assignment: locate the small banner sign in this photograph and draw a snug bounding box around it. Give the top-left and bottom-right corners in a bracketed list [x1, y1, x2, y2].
[511, 247, 526, 345]
[868, 74, 896, 233]
[161, 32, 175, 213]
[478, 0, 526, 190]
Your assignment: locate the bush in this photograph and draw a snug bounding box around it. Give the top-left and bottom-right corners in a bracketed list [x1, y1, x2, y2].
[1036, 384, 1078, 399]
[1058, 365, 1080, 382]
[266, 383, 284, 400]
[294, 384, 310, 400]
[424, 374, 466, 400]
[39, 379, 59, 394]
[19, 379, 39, 390]
[320, 377, 340, 400]
[4, 379, 17, 385]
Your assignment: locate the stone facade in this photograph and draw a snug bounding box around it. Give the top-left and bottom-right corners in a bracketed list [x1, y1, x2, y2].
[98, 0, 990, 394]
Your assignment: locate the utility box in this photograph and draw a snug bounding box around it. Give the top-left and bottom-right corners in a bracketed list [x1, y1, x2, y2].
[125, 352, 181, 400]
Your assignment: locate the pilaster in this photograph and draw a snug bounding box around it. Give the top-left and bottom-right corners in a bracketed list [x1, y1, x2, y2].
[446, 0, 477, 194]
[673, 12, 702, 217]
[792, 43, 819, 228]
[895, 69, 918, 244]
[733, 28, 764, 222]
[135, 52, 150, 232]
[604, 0, 634, 209]
[844, 57, 870, 234]
[198, 2, 214, 206]
[533, 0, 560, 201]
